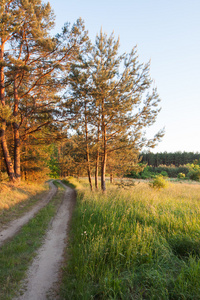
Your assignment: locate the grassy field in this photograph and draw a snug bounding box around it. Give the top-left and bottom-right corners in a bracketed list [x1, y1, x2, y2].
[61, 179, 200, 299]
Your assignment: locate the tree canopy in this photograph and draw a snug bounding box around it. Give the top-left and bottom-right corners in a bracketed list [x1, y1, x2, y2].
[64, 30, 164, 190]
[1, 1, 163, 189]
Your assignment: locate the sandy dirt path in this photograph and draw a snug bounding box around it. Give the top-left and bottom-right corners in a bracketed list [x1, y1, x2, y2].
[15, 182, 76, 300]
[0, 181, 57, 247]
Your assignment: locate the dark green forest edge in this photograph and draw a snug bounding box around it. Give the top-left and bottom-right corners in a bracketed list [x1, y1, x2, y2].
[127, 152, 200, 181]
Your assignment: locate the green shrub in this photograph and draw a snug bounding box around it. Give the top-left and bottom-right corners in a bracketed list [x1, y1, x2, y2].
[160, 171, 168, 177]
[177, 172, 185, 179]
[141, 167, 154, 179]
[148, 165, 189, 178]
[187, 163, 200, 181]
[150, 175, 168, 189]
[188, 170, 200, 181]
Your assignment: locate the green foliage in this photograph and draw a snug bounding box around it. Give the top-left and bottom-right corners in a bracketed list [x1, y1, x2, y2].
[187, 162, 200, 181]
[140, 166, 153, 179]
[149, 165, 189, 178]
[150, 174, 168, 189]
[160, 170, 168, 177]
[0, 104, 13, 125]
[48, 157, 60, 178]
[127, 164, 151, 179]
[178, 172, 186, 179]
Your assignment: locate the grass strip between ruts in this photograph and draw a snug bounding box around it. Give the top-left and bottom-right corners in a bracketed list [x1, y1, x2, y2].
[0, 181, 65, 300]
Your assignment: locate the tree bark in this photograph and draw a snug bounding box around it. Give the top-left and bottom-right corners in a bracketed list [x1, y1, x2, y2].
[95, 125, 100, 189]
[110, 172, 113, 184]
[1, 126, 16, 182]
[13, 76, 21, 180]
[95, 150, 99, 189]
[13, 125, 21, 180]
[0, 41, 16, 182]
[85, 105, 93, 191]
[101, 121, 107, 192]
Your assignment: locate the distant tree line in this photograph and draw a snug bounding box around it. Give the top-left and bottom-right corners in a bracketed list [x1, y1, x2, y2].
[140, 152, 200, 167]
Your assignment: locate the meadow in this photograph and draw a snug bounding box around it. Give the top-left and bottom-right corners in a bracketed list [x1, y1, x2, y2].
[61, 179, 200, 299]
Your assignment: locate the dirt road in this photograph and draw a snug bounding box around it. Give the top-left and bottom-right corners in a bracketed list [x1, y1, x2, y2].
[15, 182, 76, 300]
[0, 181, 57, 247]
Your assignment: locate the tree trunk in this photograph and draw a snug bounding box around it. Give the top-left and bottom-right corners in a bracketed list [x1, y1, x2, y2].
[86, 141, 93, 191]
[101, 151, 107, 192]
[13, 77, 21, 180]
[13, 125, 21, 180]
[95, 151, 99, 189]
[0, 149, 2, 181]
[101, 123, 107, 192]
[95, 125, 100, 189]
[1, 126, 16, 182]
[85, 106, 93, 191]
[0, 41, 16, 182]
[110, 172, 113, 184]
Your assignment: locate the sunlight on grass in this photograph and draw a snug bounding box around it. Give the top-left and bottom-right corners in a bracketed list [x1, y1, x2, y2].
[0, 182, 47, 211]
[61, 179, 200, 299]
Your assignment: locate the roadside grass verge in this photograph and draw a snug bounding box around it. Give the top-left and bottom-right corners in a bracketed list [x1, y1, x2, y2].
[0, 181, 49, 230]
[0, 180, 65, 300]
[62, 177, 84, 190]
[61, 180, 200, 299]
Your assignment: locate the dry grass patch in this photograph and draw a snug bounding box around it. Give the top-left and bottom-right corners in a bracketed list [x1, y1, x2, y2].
[0, 181, 48, 228]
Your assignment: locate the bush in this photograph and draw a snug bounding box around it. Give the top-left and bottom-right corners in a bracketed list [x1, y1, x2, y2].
[150, 175, 168, 189]
[140, 167, 154, 179]
[187, 163, 200, 181]
[148, 165, 189, 178]
[160, 171, 168, 177]
[188, 170, 200, 181]
[177, 173, 185, 179]
[127, 164, 190, 179]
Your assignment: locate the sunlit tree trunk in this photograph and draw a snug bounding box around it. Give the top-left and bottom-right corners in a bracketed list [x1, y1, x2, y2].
[13, 76, 21, 181]
[0, 41, 16, 182]
[95, 125, 100, 189]
[101, 113, 107, 192]
[85, 105, 93, 191]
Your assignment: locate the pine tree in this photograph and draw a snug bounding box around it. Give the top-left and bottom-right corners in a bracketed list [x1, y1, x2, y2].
[0, 0, 88, 181]
[65, 29, 164, 191]
[91, 30, 163, 191]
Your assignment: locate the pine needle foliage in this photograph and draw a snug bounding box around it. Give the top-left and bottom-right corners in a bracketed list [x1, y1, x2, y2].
[65, 30, 164, 191]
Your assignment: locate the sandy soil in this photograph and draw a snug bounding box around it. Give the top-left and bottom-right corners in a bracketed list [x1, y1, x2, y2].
[15, 182, 76, 300]
[0, 181, 57, 247]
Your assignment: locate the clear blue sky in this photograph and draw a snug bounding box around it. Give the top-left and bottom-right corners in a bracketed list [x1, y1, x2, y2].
[48, 0, 200, 153]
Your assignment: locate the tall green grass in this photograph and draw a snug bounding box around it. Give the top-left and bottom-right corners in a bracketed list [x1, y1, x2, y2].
[61, 181, 200, 299]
